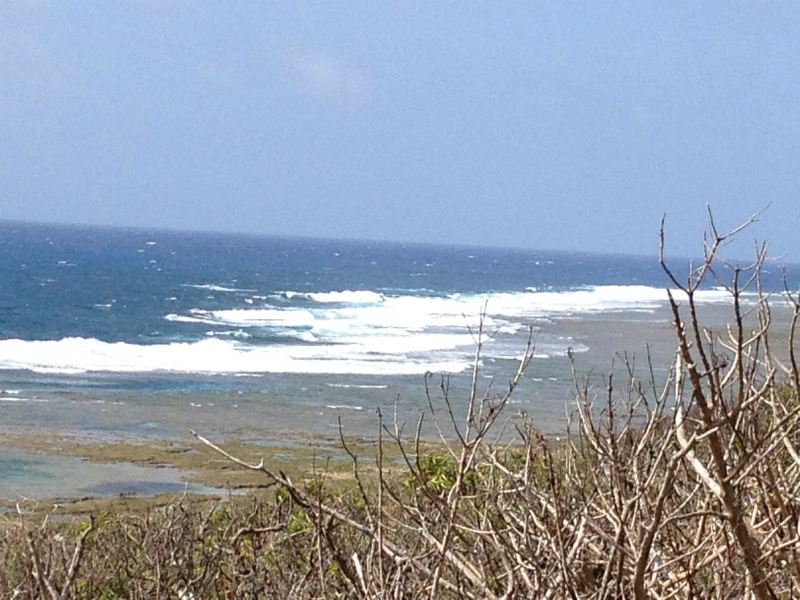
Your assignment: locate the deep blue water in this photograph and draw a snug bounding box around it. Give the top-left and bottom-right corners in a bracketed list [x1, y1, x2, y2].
[0, 220, 677, 343]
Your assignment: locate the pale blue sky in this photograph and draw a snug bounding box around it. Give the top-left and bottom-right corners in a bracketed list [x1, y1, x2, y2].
[1, 2, 799, 258]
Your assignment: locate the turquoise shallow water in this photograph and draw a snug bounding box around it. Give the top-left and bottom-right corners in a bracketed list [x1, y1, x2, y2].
[0, 445, 221, 502]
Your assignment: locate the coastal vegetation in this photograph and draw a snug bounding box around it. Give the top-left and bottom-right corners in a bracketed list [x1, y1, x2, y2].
[3, 211, 800, 598]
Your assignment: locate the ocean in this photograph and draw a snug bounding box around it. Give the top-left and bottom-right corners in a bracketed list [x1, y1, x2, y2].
[1, 221, 798, 474]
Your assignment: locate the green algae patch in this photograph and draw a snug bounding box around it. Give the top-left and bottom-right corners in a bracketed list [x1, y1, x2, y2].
[0, 431, 416, 512]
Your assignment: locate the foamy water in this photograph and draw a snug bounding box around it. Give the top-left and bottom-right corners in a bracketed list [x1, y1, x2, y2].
[0, 285, 741, 376]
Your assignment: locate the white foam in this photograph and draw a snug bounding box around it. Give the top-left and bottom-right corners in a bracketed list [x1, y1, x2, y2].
[310, 290, 385, 303]
[480, 285, 735, 319]
[0, 337, 471, 376]
[205, 330, 252, 339]
[207, 308, 317, 328]
[281, 290, 385, 304]
[164, 313, 213, 324]
[6, 285, 739, 378]
[155, 284, 723, 378]
[0, 397, 47, 403]
[181, 284, 257, 293]
[278, 331, 317, 343]
[326, 384, 389, 389]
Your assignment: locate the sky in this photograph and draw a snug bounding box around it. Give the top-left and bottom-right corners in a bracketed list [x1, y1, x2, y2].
[1, 2, 799, 259]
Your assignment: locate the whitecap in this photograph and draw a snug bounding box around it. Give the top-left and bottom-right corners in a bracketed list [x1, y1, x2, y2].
[181, 284, 257, 293]
[208, 308, 317, 328]
[205, 330, 252, 339]
[277, 331, 317, 343]
[281, 290, 385, 304]
[326, 384, 388, 389]
[164, 313, 216, 325]
[0, 337, 471, 376]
